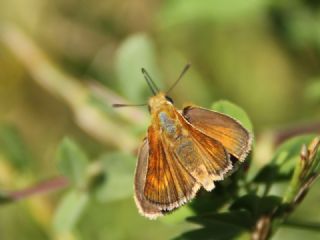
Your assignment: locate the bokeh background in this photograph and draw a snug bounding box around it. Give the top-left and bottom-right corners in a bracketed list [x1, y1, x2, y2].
[0, 0, 320, 239]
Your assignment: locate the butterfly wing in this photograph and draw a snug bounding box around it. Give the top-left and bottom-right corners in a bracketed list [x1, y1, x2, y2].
[136, 128, 200, 217]
[171, 111, 232, 191]
[134, 139, 163, 219]
[135, 106, 243, 218]
[144, 109, 232, 198]
[182, 106, 253, 161]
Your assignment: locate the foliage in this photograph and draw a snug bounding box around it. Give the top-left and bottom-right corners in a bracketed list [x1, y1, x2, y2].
[1, 0, 320, 239]
[57, 138, 89, 189]
[24, 101, 320, 239]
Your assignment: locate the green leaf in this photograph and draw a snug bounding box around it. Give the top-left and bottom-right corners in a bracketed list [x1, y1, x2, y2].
[283, 137, 320, 204]
[271, 135, 317, 167]
[160, 206, 195, 224]
[190, 186, 235, 215]
[0, 124, 33, 169]
[211, 100, 253, 132]
[56, 138, 89, 189]
[94, 152, 136, 202]
[115, 33, 163, 102]
[188, 210, 254, 230]
[53, 190, 89, 233]
[174, 215, 250, 240]
[174, 204, 255, 239]
[230, 194, 281, 219]
[254, 134, 317, 183]
[174, 226, 250, 240]
[314, 148, 320, 175]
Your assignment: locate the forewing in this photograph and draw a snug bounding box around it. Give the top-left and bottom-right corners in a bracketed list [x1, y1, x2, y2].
[134, 139, 162, 219]
[143, 126, 200, 211]
[183, 106, 252, 161]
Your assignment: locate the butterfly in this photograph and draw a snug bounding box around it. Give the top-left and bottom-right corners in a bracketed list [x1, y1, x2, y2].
[114, 64, 253, 219]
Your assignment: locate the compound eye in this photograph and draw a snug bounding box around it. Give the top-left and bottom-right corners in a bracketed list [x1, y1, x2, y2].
[165, 95, 174, 104]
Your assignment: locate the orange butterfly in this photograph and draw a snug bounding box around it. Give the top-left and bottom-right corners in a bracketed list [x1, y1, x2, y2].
[114, 65, 253, 219]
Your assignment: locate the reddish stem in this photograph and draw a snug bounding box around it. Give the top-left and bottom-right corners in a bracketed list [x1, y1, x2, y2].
[275, 122, 320, 146]
[8, 176, 69, 201]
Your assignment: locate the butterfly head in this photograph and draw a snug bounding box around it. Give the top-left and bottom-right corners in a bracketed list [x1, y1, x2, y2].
[143, 64, 190, 114]
[148, 92, 174, 114]
[112, 64, 189, 110]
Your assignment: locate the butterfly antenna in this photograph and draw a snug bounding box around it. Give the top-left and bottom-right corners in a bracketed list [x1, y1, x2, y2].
[141, 68, 159, 95]
[112, 103, 147, 108]
[166, 63, 191, 94]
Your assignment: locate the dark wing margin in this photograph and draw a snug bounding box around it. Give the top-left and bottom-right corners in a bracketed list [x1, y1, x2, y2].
[182, 106, 253, 161]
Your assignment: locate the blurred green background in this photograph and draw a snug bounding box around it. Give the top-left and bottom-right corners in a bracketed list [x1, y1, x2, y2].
[0, 0, 320, 239]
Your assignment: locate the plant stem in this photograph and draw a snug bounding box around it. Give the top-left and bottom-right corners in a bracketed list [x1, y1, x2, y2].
[8, 176, 69, 201]
[275, 122, 320, 146]
[0, 25, 139, 152]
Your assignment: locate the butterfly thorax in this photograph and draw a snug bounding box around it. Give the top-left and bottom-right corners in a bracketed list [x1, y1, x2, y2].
[148, 92, 181, 138]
